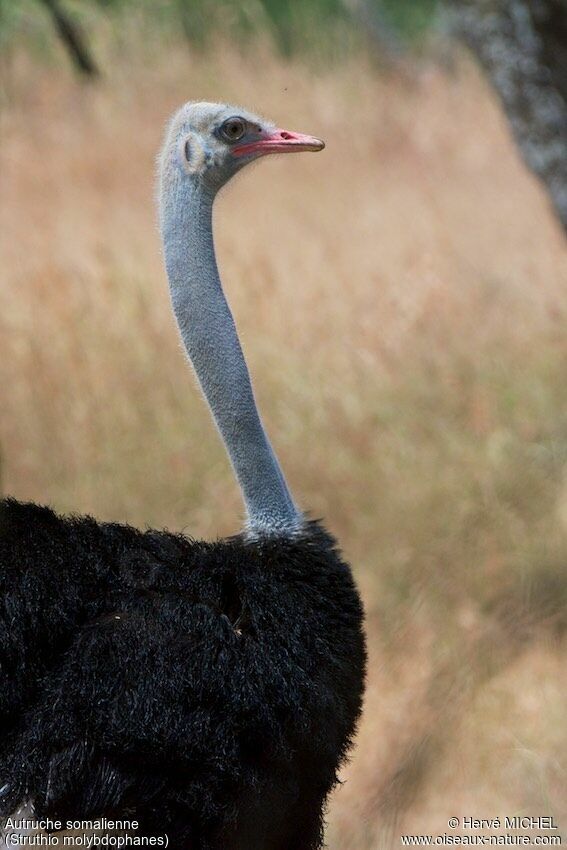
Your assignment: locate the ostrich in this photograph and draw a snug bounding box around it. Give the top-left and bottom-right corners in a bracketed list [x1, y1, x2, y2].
[0, 102, 366, 849]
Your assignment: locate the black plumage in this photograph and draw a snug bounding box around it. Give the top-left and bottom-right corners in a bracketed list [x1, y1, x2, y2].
[0, 498, 365, 849]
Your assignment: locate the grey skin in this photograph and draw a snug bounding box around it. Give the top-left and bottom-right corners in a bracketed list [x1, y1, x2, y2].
[157, 102, 324, 536]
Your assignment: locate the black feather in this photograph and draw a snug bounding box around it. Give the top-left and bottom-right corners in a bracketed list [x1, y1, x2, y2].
[0, 498, 365, 850]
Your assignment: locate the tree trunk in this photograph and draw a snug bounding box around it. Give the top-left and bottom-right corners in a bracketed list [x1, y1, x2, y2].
[446, 0, 567, 232]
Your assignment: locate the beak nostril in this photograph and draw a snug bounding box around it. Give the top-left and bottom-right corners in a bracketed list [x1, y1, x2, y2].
[279, 131, 293, 140]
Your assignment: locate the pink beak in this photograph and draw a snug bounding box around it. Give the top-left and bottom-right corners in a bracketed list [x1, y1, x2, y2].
[232, 128, 325, 158]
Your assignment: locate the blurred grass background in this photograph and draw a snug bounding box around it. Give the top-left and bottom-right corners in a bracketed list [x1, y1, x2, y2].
[0, 1, 566, 846]
[1, 0, 439, 61]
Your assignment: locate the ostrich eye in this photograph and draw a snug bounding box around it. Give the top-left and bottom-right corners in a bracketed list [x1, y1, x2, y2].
[219, 117, 247, 143]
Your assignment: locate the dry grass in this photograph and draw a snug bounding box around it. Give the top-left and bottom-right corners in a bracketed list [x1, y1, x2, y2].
[1, 37, 566, 847]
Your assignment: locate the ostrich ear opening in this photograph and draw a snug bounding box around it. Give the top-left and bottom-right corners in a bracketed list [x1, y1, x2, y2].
[180, 132, 205, 174]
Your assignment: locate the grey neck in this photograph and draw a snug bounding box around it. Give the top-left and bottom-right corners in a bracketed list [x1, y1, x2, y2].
[159, 176, 302, 536]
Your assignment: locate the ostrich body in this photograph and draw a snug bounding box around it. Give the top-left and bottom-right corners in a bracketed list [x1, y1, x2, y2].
[0, 103, 366, 849]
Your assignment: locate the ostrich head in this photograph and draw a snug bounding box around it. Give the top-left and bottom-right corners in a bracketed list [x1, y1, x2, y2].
[159, 101, 324, 194]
